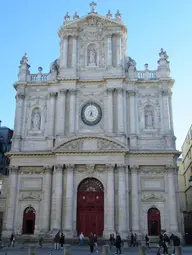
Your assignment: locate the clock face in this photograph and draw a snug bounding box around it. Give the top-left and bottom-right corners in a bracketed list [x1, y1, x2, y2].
[81, 102, 102, 126]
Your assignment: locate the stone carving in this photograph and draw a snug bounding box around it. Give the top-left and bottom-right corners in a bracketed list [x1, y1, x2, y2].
[73, 12, 79, 20]
[89, 1, 97, 13]
[19, 192, 42, 201]
[20, 53, 29, 65]
[141, 192, 165, 202]
[106, 10, 112, 19]
[43, 165, 52, 173]
[50, 59, 59, 75]
[64, 12, 70, 22]
[9, 166, 19, 174]
[115, 10, 122, 22]
[140, 168, 165, 174]
[86, 164, 95, 174]
[54, 137, 128, 152]
[31, 108, 41, 131]
[144, 105, 154, 128]
[19, 167, 43, 174]
[88, 45, 97, 66]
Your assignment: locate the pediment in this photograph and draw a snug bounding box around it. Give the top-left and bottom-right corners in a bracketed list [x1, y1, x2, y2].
[54, 136, 128, 153]
[58, 13, 127, 36]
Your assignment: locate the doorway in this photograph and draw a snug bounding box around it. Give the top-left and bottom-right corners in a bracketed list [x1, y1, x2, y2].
[148, 207, 161, 236]
[22, 207, 36, 234]
[77, 178, 104, 237]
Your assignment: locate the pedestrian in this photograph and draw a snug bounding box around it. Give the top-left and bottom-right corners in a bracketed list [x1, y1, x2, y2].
[109, 234, 115, 250]
[115, 233, 122, 254]
[79, 232, 84, 245]
[130, 232, 134, 247]
[170, 233, 180, 254]
[89, 232, 94, 253]
[39, 237, 43, 248]
[145, 234, 150, 248]
[8, 233, 15, 247]
[60, 233, 65, 249]
[54, 231, 60, 250]
[93, 233, 98, 252]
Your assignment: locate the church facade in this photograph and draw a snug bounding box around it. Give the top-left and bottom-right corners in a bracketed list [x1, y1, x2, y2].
[3, 3, 181, 239]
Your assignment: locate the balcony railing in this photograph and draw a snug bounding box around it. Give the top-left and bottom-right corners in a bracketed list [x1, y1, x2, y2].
[30, 73, 49, 82]
[137, 70, 157, 80]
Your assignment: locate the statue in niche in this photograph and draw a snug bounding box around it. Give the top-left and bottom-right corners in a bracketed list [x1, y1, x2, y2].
[88, 46, 97, 66]
[31, 109, 41, 130]
[145, 106, 154, 128]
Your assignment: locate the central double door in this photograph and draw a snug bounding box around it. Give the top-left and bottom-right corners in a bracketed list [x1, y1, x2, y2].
[77, 191, 104, 237]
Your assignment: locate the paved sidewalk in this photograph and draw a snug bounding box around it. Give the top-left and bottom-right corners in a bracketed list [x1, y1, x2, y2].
[0, 245, 192, 254]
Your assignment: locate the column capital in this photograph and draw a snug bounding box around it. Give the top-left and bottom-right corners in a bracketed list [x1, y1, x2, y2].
[55, 164, 63, 172]
[69, 89, 76, 95]
[117, 164, 126, 171]
[105, 164, 115, 171]
[60, 89, 67, 94]
[43, 165, 53, 173]
[85, 164, 95, 172]
[107, 88, 114, 93]
[50, 92, 58, 98]
[130, 165, 139, 173]
[9, 166, 19, 174]
[17, 92, 25, 99]
[128, 91, 136, 96]
[116, 88, 124, 93]
[165, 165, 176, 173]
[65, 164, 75, 169]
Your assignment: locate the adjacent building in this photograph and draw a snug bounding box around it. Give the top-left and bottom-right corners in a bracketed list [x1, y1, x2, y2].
[3, 3, 181, 239]
[178, 125, 192, 244]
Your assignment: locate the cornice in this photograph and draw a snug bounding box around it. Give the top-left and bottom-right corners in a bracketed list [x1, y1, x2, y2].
[128, 150, 181, 156]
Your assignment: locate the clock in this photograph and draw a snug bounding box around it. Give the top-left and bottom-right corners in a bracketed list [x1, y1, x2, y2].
[81, 102, 102, 126]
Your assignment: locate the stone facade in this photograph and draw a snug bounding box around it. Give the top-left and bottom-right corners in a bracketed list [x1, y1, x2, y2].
[3, 4, 181, 239]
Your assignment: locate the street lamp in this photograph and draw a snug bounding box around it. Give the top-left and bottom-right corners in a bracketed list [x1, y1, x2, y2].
[189, 176, 192, 186]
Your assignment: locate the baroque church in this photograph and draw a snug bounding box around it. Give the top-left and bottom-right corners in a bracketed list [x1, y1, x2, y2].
[3, 3, 181, 239]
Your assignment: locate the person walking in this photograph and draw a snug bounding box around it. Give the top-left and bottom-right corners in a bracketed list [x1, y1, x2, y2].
[79, 232, 84, 245]
[145, 234, 150, 249]
[8, 233, 15, 247]
[60, 233, 65, 249]
[170, 233, 180, 255]
[54, 231, 60, 250]
[115, 233, 122, 254]
[93, 233, 98, 252]
[89, 232, 94, 253]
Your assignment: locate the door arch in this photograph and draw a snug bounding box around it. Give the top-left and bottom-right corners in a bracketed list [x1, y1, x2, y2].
[148, 207, 161, 236]
[77, 178, 104, 237]
[22, 207, 36, 234]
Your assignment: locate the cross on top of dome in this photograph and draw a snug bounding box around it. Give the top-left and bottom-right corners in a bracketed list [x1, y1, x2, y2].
[89, 1, 97, 14]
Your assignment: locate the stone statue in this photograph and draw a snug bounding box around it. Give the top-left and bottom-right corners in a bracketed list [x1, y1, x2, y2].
[145, 107, 154, 128]
[89, 48, 96, 66]
[50, 59, 59, 75]
[125, 56, 136, 72]
[32, 110, 41, 130]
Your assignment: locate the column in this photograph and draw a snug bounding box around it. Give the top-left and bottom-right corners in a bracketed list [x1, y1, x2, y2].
[162, 90, 170, 132]
[56, 89, 66, 136]
[116, 35, 121, 66]
[63, 36, 68, 68]
[117, 88, 124, 134]
[131, 166, 140, 232]
[129, 91, 136, 134]
[107, 88, 113, 134]
[118, 165, 127, 234]
[105, 164, 115, 234]
[72, 36, 77, 68]
[51, 165, 63, 230]
[107, 35, 112, 66]
[47, 92, 57, 137]
[42, 165, 52, 231]
[167, 167, 178, 232]
[65, 164, 74, 233]
[5, 166, 18, 232]
[69, 90, 76, 134]
[12, 93, 25, 151]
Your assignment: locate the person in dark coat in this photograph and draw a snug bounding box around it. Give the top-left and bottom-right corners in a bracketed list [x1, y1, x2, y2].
[60, 233, 65, 249]
[170, 234, 180, 254]
[130, 233, 134, 247]
[89, 232, 94, 253]
[145, 234, 150, 248]
[109, 234, 115, 250]
[8, 233, 15, 247]
[115, 233, 122, 254]
[54, 231, 60, 250]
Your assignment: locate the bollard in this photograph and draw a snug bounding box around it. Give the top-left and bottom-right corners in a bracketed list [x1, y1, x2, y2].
[102, 245, 110, 255]
[28, 245, 36, 255]
[138, 245, 145, 255]
[175, 246, 182, 255]
[64, 244, 71, 255]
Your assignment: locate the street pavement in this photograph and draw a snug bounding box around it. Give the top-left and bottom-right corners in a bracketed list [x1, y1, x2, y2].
[0, 245, 192, 254]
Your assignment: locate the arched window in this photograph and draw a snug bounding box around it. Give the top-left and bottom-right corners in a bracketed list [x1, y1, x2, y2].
[78, 177, 104, 192]
[22, 207, 36, 234]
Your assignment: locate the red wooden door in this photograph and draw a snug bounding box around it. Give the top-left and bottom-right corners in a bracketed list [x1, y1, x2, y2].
[22, 207, 36, 234]
[148, 208, 161, 236]
[77, 178, 104, 237]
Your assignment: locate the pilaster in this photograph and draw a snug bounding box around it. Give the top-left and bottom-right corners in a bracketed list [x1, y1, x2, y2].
[72, 36, 77, 68]
[161, 90, 170, 132]
[69, 90, 76, 135]
[117, 164, 127, 236]
[104, 164, 115, 237]
[63, 36, 68, 68]
[130, 165, 140, 232]
[116, 35, 122, 66]
[56, 89, 67, 136]
[42, 165, 52, 232]
[64, 164, 74, 235]
[107, 35, 112, 66]
[47, 92, 57, 138]
[107, 88, 114, 134]
[117, 88, 124, 134]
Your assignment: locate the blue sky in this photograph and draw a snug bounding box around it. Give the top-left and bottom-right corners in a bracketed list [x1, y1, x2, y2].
[0, 0, 191, 150]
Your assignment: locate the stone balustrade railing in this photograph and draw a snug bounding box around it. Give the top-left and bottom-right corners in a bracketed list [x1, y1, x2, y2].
[28, 70, 157, 84]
